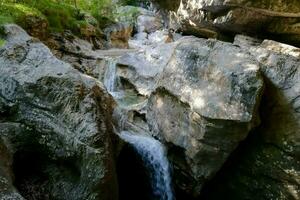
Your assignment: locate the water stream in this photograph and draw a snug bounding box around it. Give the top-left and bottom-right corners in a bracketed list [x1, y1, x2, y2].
[119, 131, 174, 200]
[103, 46, 174, 200]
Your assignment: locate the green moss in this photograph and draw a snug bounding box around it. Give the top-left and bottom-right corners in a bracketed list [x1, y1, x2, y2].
[0, 39, 6, 48]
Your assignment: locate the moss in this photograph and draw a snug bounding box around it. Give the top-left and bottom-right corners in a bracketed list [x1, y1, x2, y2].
[0, 15, 14, 26]
[0, 39, 6, 48]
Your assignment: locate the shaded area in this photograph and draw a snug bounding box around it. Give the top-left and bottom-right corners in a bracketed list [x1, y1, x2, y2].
[12, 143, 81, 200]
[13, 148, 51, 200]
[117, 144, 155, 200]
[199, 76, 300, 199]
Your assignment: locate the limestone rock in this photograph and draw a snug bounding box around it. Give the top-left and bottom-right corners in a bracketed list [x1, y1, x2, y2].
[0, 24, 118, 200]
[115, 36, 264, 196]
[136, 14, 163, 34]
[104, 23, 133, 49]
[154, 0, 300, 46]
[199, 35, 300, 200]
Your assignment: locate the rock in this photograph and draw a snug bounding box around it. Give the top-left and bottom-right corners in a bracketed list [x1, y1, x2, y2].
[115, 36, 264, 197]
[169, 36, 300, 200]
[80, 23, 97, 39]
[23, 15, 48, 40]
[136, 14, 163, 34]
[104, 23, 133, 49]
[154, 0, 300, 46]
[0, 24, 118, 200]
[116, 6, 166, 47]
[200, 35, 300, 200]
[45, 31, 106, 78]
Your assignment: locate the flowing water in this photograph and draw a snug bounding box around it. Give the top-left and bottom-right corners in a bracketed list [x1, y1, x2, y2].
[119, 131, 174, 200]
[103, 41, 174, 200]
[104, 58, 117, 93]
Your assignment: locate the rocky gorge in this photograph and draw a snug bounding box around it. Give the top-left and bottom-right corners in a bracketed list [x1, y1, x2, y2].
[0, 1, 300, 200]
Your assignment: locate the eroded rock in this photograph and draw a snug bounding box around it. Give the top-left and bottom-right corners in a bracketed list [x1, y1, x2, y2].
[0, 24, 118, 200]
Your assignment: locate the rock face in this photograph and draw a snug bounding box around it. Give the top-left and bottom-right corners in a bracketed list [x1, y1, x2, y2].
[154, 0, 300, 46]
[136, 13, 163, 34]
[114, 36, 264, 197]
[201, 35, 300, 200]
[0, 25, 118, 200]
[23, 15, 48, 40]
[104, 23, 133, 49]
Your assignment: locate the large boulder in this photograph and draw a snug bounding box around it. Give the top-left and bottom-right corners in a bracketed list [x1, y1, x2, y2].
[114, 36, 264, 197]
[201, 35, 300, 200]
[0, 24, 118, 200]
[153, 0, 300, 46]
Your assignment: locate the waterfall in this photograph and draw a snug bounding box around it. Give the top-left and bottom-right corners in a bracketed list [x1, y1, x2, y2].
[103, 58, 124, 99]
[104, 58, 117, 93]
[119, 131, 174, 200]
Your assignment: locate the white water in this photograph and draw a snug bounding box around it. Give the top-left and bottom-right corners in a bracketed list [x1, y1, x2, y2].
[104, 58, 117, 93]
[103, 58, 124, 99]
[119, 131, 174, 200]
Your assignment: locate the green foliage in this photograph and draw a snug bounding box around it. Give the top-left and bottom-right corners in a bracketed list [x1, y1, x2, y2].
[115, 6, 140, 24]
[0, 15, 14, 26]
[0, 0, 150, 37]
[0, 0, 117, 34]
[0, 2, 44, 26]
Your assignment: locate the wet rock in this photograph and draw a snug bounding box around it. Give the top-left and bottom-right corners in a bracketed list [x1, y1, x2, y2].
[0, 24, 118, 200]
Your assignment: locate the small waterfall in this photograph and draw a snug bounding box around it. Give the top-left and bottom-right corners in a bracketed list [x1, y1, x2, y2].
[104, 58, 117, 93]
[103, 58, 124, 99]
[119, 131, 174, 200]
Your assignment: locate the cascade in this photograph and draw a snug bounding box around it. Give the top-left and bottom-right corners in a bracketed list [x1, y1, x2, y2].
[103, 58, 124, 99]
[119, 131, 174, 200]
[104, 58, 117, 93]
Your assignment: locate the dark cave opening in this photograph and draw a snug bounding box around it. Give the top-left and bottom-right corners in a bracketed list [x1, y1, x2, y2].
[117, 143, 157, 200]
[13, 149, 51, 200]
[12, 145, 81, 200]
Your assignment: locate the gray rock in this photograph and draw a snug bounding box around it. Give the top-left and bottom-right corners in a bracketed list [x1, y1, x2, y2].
[115, 36, 264, 196]
[104, 23, 133, 49]
[0, 24, 118, 200]
[200, 35, 300, 200]
[154, 0, 300, 46]
[137, 14, 163, 34]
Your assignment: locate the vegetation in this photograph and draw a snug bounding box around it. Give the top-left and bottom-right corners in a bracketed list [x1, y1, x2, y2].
[115, 6, 140, 24]
[0, 0, 117, 34]
[119, 0, 149, 7]
[0, 39, 5, 48]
